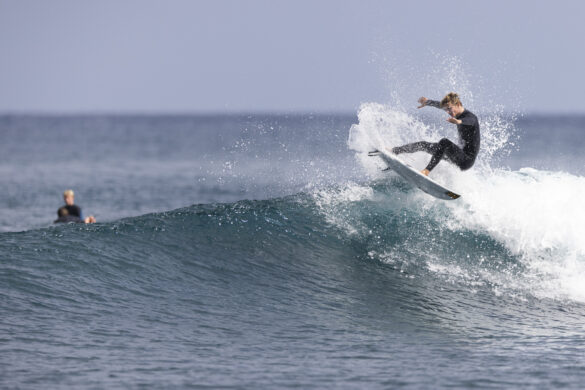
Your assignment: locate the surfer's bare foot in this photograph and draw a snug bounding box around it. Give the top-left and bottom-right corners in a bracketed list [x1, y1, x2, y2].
[421, 169, 430, 176]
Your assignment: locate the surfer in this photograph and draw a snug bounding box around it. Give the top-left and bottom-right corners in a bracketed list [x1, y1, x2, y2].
[55, 189, 96, 224]
[392, 93, 480, 176]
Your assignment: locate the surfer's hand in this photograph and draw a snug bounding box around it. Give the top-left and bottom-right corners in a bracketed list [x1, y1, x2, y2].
[421, 169, 430, 176]
[417, 97, 428, 108]
[447, 117, 462, 125]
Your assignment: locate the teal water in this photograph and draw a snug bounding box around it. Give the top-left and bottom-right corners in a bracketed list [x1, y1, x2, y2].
[2, 113, 585, 388]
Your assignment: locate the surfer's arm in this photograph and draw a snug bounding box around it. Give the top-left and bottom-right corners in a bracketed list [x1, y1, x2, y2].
[425, 99, 441, 108]
[417, 97, 441, 109]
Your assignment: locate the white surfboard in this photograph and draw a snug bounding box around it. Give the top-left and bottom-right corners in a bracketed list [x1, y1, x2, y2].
[370, 148, 461, 200]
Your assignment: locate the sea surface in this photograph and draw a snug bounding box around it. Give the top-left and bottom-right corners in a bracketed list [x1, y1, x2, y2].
[2, 107, 585, 388]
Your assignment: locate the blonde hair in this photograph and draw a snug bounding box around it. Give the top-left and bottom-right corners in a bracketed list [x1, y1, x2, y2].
[440, 92, 462, 108]
[63, 189, 75, 197]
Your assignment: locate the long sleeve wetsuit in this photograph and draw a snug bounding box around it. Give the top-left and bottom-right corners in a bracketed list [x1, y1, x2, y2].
[392, 100, 481, 172]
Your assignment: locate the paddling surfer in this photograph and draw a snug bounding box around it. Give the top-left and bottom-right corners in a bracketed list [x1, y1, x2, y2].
[54, 189, 96, 224]
[392, 93, 480, 176]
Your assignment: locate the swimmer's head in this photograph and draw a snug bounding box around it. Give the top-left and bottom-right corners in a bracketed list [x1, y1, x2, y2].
[57, 206, 69, 217]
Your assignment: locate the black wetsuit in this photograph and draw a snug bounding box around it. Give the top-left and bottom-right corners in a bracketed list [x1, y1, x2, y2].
[64, 205, 82, 218]
[393, 100, 480, 172]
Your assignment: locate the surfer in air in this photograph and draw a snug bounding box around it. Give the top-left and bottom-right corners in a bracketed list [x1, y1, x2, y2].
[391, 93, 480, 176]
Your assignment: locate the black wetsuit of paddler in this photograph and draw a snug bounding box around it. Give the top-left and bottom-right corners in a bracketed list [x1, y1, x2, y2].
[392, 99, 480, 172]
[64, 205, 82, 217]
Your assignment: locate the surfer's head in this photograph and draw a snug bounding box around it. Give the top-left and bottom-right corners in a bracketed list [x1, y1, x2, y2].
[63, 189, 75, 206]
[440, 92, 464, 117]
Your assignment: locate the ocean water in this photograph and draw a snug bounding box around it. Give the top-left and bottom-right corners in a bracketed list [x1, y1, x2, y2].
[2, 108, 585, 388]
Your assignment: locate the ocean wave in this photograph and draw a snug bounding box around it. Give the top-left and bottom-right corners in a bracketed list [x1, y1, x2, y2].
[5, 163, 585, 307]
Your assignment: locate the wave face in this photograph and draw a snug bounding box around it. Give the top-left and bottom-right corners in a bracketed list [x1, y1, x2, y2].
[3, 109, 585, 388]
[3, 182, 585, 388]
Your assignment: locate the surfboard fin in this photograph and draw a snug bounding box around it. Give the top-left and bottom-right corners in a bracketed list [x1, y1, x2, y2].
[445, 191, 460, 199]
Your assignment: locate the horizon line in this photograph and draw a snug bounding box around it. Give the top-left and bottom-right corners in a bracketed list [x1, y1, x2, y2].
[0, 108, 584, 117]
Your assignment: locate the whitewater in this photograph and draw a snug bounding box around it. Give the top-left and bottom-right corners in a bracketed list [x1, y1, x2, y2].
[2, 106, 585, 388]
[348, 103, 585, 304]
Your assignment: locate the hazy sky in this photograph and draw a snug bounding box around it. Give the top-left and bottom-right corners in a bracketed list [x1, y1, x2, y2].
[1, 0, 584, 114]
